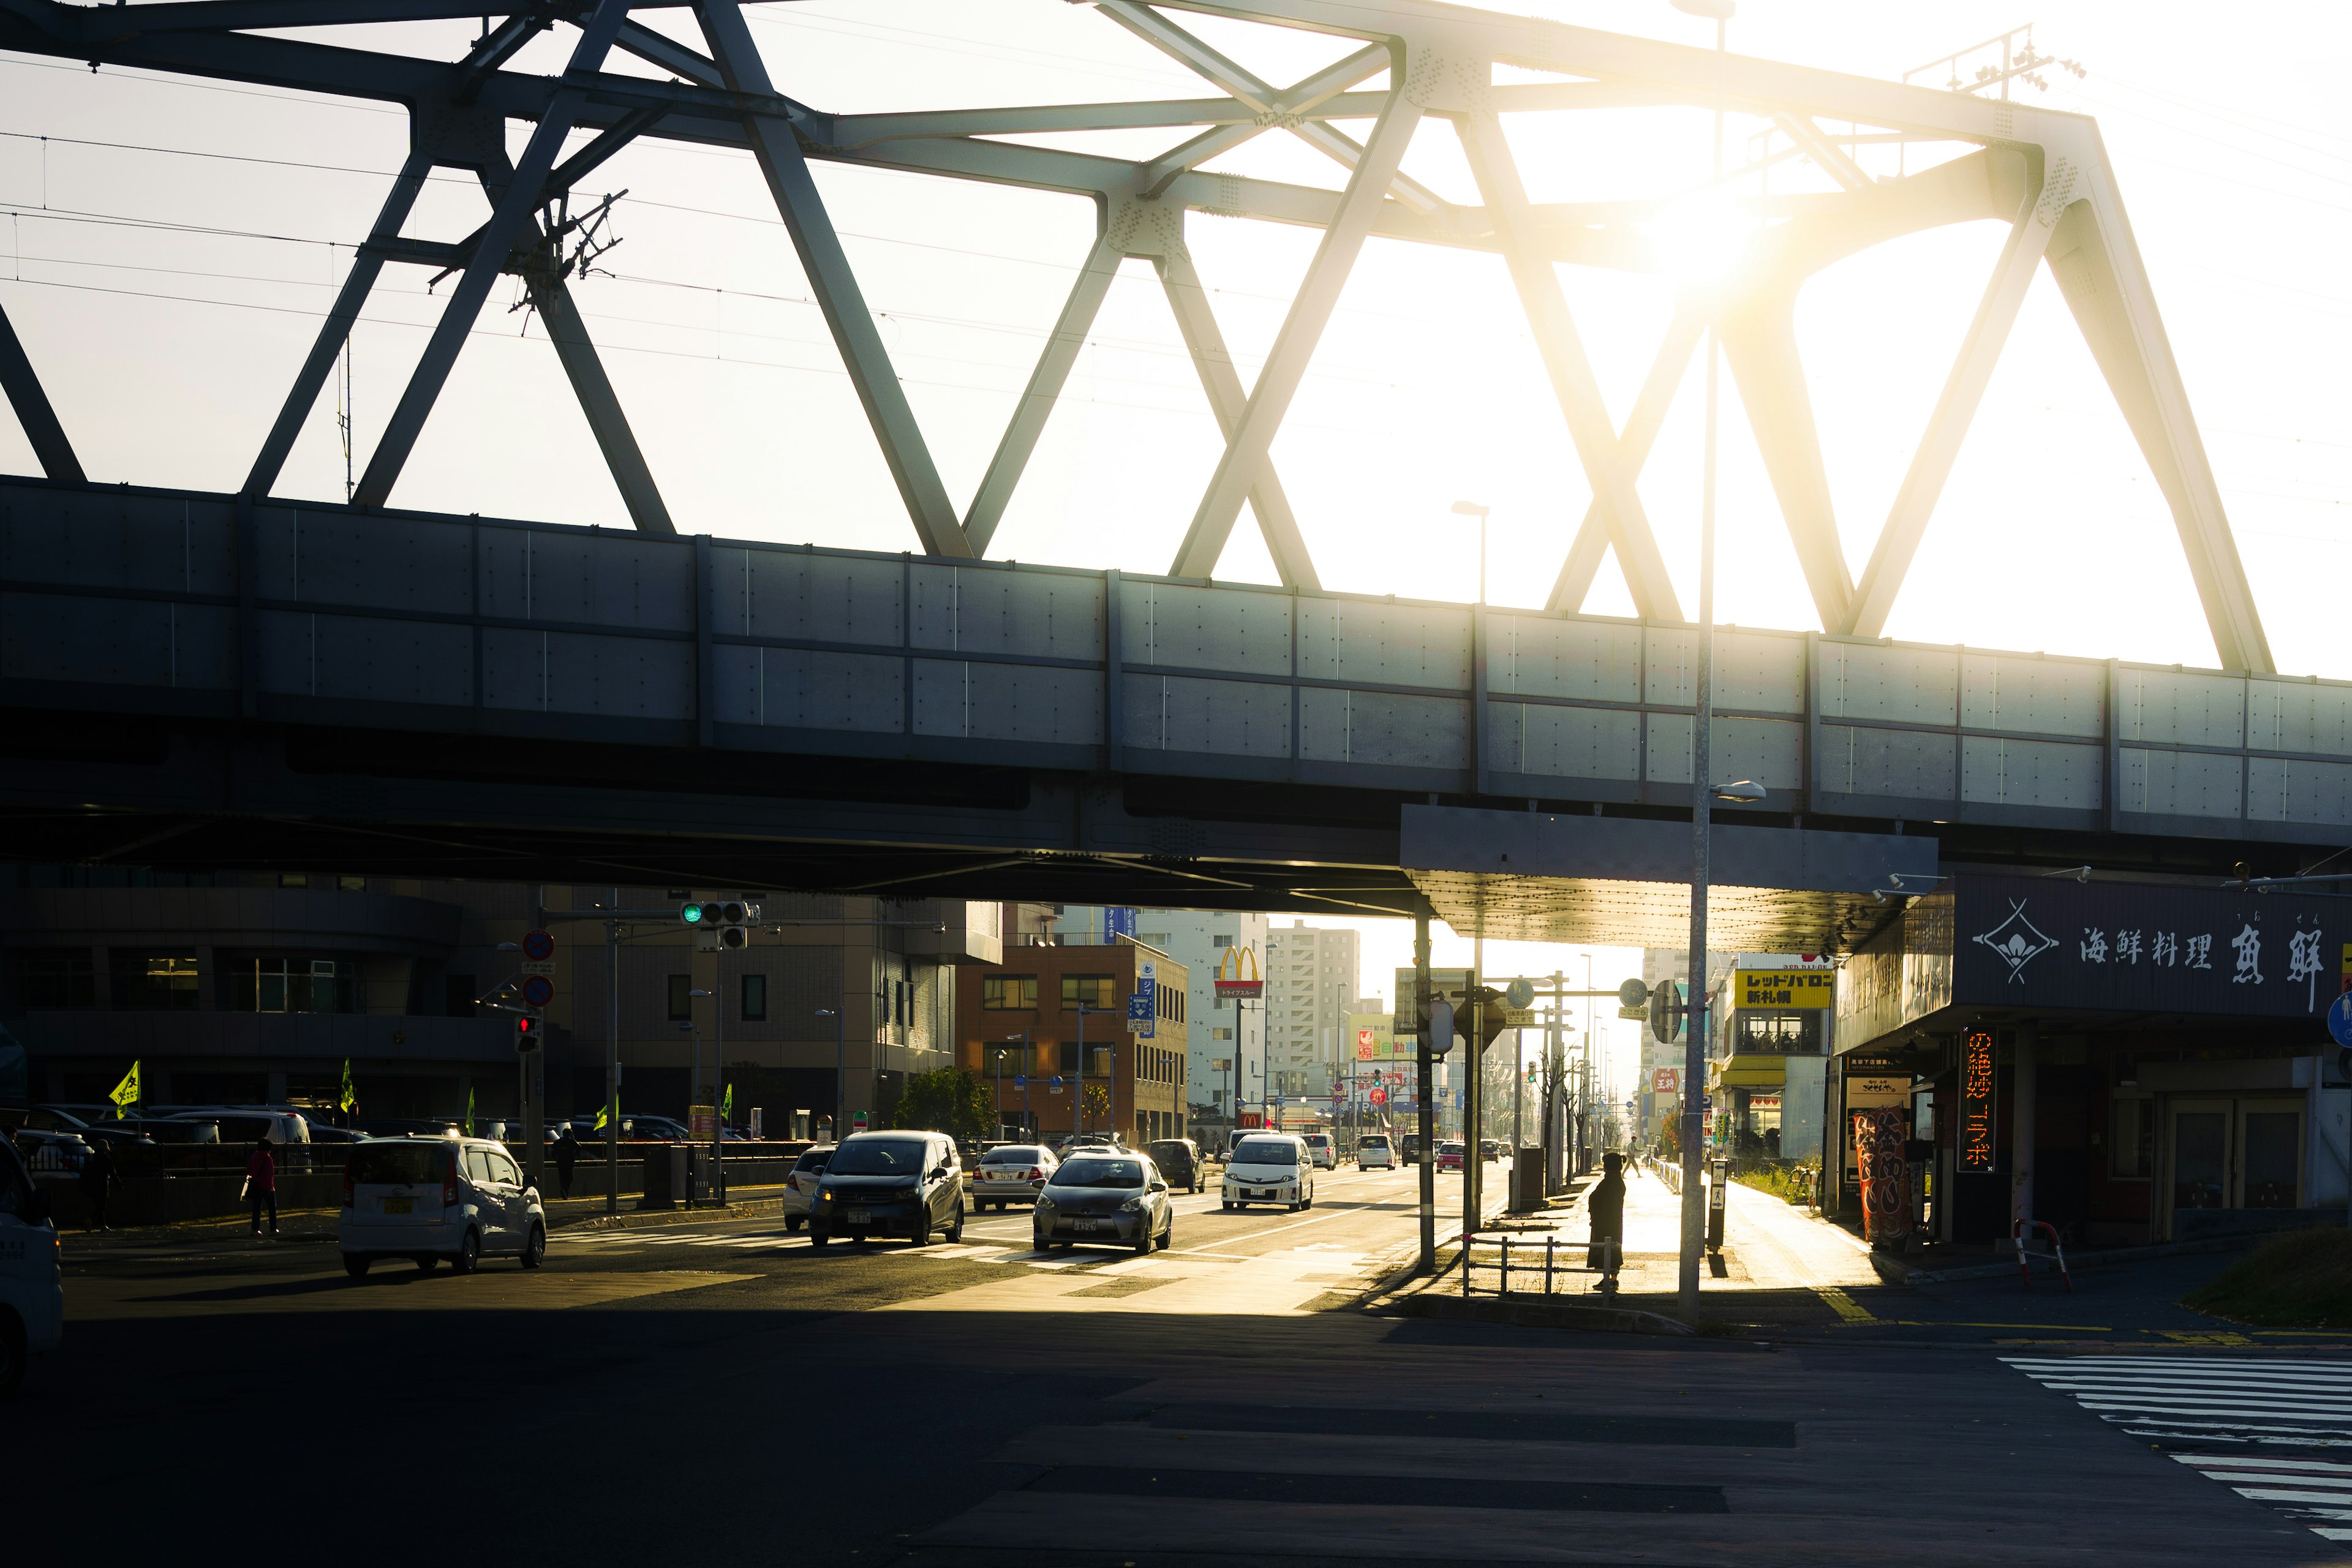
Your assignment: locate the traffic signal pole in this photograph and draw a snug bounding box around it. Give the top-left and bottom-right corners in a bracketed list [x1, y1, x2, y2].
[1414, 909, 1434, 1275]
[606, 889, 620, 1216]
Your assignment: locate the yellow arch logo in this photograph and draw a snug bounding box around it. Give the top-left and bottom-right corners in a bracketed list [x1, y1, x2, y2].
[1215, 945, 1262, 997]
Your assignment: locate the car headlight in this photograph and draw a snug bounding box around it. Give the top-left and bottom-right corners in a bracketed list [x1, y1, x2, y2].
[1119, 1197, 1142, 1212]
[1035, 1195, 1055, 1212]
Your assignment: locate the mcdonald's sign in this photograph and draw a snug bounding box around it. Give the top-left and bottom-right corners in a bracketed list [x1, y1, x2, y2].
[1214, 945, 1264, 1000]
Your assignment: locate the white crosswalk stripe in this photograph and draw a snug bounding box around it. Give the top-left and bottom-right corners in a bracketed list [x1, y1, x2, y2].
[2007, 1355, 2352, 1542]
[552, 1230, 1104, 1268]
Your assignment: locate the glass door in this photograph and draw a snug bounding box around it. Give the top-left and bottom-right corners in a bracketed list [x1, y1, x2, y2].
[2169, 1099, 2232, 1215]
[2238, 1098, 2305, 1210]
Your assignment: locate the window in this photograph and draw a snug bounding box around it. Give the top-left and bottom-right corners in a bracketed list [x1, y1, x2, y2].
[1062, 973, 1115, 1009]
[18, 949, 96, 1009]
[111, 952, 200, 1010]
[445, 976, 477, 1018]
[465, 1148, 493, 1182]
[667, 974, 692, 1021]
[1213, 935, 1232, 948]
[1213, 1027, 1232, 1041]
[225, 956, 357, 1013]
[279, 873, 308, 889]
[487, 1150, 522, 1185]
[982, 1044, 1035, 1076]
[982, 974, 1038, 1011]
[337, 875, 366, 892]
[741, 974, 767, 1022]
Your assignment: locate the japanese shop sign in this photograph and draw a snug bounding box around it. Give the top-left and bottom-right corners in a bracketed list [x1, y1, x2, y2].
[1958, 1026, 1997, 1174]
[1735, 969, 1836, 1009]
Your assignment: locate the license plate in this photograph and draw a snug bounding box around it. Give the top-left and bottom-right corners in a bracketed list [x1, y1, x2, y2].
[1074, 1219, 1102, 1233]
[383, 1197, 413, 1215]
[846, 1207, 872, 1224]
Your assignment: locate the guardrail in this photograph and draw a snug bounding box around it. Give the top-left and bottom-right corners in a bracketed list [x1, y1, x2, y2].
[1457, 1231, 1597, 1299]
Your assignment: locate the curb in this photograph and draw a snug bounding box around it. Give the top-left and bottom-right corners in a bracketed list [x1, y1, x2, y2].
[559, 1196, 785, 1232]
[1398, 1291, 1696, 1337]
[1871, 1231, 2263, 1285]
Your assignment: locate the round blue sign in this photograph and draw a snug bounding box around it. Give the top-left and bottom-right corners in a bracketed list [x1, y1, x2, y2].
[1013, 1074, 1027, 1088]
[2328, 990, 2352, 1049]
[521, 929, 555, 962]
[1050, 1076, 1065, 1088]
[521, 974, 554, 1008]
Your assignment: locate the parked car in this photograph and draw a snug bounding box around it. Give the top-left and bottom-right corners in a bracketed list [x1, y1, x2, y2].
[780, 1145, 834, 1232]
[117, 1118, 221, 1145]
[0, 1107, 153, 1152]
[1222, 1133, 1315, 1212]
[970, 1144, 1056, 1211]
[1033, 1151, 1174, 1255]
[1356, 1133, 1396, 1171]
[1400, 1133, 1423, 1163]
[353, 1117, 462, 1139]
[1144, 1137, 1205, 1194]
[303, 1123, 365, 1144]
[1436, 1140, 1466, 1172]
[807, 1131, 965, 1248]
[162, 1109, 309, 1145]
[1478, 1138, 1504, 1163]
[0, 1134, 62, 1396]
[339, 1137, 546, 1276]
[1300, 1133, 1336, 1170]
[10, 1128, 92, 1177]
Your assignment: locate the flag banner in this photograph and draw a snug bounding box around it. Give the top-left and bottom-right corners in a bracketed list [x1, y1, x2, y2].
[108, 1060, 141, 1112]
[339, 1059, 357, 1113]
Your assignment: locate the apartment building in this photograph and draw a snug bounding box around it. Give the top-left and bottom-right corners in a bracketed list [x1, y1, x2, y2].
[1052, 906, 1268, 1121]
[1264, 920, 1362, 1099]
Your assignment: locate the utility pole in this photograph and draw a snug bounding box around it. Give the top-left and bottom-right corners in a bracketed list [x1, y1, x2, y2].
[605, 886, 619, 1216]
[1414, 908, 1435, 1274]
[1464, 932, 1483, 1248]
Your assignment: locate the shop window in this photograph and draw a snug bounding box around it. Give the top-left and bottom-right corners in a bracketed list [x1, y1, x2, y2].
[741, 974, 767, 1023]
[17, 949, 95, 1009]
[667, 974, 692, 1022]
[981, 974, 1038, 1011]
[1735, 1012, 1819, 1054]
[111, 952, 200, 1010]
[2244, 1112, 2302, 1208]
[2108, 1095, 2153, 1179]
[1061, 973, 1115, 1009]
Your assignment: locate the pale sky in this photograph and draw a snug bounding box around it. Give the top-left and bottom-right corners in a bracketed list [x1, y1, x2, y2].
[2, 2, 2345, 1096]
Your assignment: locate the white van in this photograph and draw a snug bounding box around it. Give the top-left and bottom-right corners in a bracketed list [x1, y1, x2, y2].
[0, 1136, 63, 1396]
[1356, 1133, 1396, 1170]
[1222, 1133, 1315, 1212]
[339, 1136, 546, 1276]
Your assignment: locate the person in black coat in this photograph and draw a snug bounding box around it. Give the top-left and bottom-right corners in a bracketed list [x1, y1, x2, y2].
[553, 1125, 580, 1199]
[80, 1138, 119, 1231]
[1586, 1151, 1627, 1293]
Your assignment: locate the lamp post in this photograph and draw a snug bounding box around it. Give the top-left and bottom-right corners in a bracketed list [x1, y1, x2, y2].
[816, 1006, 842, 1143]
[1005, 1031, 1031, 1134]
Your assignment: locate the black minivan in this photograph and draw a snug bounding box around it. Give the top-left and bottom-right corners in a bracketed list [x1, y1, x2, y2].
[1145, 1137, 1205, 1194]
[809, 1131, 967, 1247]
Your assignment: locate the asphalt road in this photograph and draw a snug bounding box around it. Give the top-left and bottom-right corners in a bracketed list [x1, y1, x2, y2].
[20, 1164, 2348, 1567]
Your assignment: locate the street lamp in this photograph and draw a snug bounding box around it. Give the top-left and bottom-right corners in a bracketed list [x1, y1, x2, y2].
[1450, 500, 1490, 605]
[816, 1006, 842, 1143]
[1001, 1031, 1031, 1136]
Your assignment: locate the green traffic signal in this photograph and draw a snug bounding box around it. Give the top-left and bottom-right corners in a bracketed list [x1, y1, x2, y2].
[680, 902, 704, 924]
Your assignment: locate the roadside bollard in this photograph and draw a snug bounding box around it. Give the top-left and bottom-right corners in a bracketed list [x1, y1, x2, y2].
[1501, 1235, 1512, 1295]
[1544, 1235, 1556, 1297]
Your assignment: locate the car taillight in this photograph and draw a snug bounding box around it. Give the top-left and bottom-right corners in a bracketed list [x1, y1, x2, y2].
[1028, 1168, 1043, 1181]
[442, 1160, 458, 1208]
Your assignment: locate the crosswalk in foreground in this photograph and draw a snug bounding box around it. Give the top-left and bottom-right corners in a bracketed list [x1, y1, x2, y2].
[2007, 1355, 2352, 1543]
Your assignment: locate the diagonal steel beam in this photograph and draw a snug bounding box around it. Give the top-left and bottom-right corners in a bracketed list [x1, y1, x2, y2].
[1098, 3, 1442, 214]
[454, 12, 545, 104]
[693, 0, 970, 557]
[1719, 301, 1853, 633]
[245, 148, 431, 499]
[351, 0, 631, 510]
[616, 17, 723, 87]
[0, 300, 84, 481]
[478, 164, 675, 535]
[1458, 111, 1683, 622]
[1157, 249, 1318, 591]
[1170, 81, 1419, 580]
[964, 235, 1124, 557]
[1137, 43, 1390, 199]
[1771, 113, 1871, 192]
[1847, 178, 2059, 641]
[1546, 311, 1702, 614]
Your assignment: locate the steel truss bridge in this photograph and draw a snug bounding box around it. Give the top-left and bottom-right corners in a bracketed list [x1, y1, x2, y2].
[0, 0, 2326, 946]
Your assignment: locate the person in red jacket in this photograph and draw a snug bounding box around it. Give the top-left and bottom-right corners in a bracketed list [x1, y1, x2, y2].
[246, 1139, 278, 1237]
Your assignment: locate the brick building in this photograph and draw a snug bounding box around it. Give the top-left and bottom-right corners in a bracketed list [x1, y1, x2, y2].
[957, 939, 1189, 1143]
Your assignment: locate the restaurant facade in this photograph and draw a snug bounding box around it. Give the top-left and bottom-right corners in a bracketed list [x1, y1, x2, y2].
[1832, 873, 2351, 1249]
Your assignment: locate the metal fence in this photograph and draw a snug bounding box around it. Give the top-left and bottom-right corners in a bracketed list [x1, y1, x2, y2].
[1455, 1231, 1598, 1299]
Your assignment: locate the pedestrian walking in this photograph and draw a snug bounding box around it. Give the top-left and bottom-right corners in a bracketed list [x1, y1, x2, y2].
[80, 1137, 118, 1231]
[1588, 1150, 1627, 1295]
[245, 1138, 279, 1236]
[553, 1123, 579, 1199]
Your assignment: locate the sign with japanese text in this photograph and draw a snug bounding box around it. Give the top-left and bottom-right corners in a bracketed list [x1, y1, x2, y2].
[1352, 1014, 1399, 1059]
[1958, 1026, 1997, 1173]
[1651, 1068, 1679, 1094]
[1127, 959, 1156, 1036]
[1735, 969, 1834, 1009]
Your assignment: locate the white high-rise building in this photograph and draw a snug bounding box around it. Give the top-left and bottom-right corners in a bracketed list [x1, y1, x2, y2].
[1264, 919, 1362, 1099]
[1057, 906, 1270, 1119]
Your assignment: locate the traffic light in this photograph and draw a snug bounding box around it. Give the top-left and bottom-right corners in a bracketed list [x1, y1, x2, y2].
[680, 900, 758, 948]
[514, 1014, 542, 1052]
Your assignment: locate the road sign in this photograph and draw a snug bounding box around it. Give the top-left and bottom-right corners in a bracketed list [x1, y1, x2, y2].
[1013, 1074, 1027, 1089]
[521, 929, 554, 962]
[1502, 1007, 1537, 1028]
[2329, 992, 2352, 1049]
[852, 1110, 869, 1131]
[520, 959, 556, 977]
[1649, 981, 1686, 1044]
[521, 974, 554, 1008]
[1369, 1087, 1387, 1106]
[1617, 978, 1649, 1009]
[1651, 1068, 1679, 1093]
[1504, 978, 1535, 1009]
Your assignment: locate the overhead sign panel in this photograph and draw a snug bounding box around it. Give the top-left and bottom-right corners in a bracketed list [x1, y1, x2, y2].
[1735, 969, 1835, 1009]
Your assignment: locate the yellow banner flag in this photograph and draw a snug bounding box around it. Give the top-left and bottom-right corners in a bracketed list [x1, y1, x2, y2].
[107, 1060, 140, 1113]
[594, 1099, 612, 1132]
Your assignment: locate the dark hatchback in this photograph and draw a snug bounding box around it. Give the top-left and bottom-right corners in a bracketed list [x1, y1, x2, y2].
[1144, 1137, 1205, 1193]
[809, 1131, 967, 1248]
[1033, 1153, 1174, 1254]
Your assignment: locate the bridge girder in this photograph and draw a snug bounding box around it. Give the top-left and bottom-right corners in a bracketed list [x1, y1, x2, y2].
[0, 0, 2272, 669]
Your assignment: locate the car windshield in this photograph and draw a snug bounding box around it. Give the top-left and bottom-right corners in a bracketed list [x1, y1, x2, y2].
[1232, 1140, 1296, 1166]
[982, 1147, 1044, 1164]
[828, 1137, 929, 1175]
[1053, 1158, 1145, 1189]
[1440, 1143, 1464, 1154]
[1360, 1137, 1390, 1149]
[349, 1144, 451, 1185]
[1146, 1142, 1189, 1161]
[1304, 1136, 1330, 1147]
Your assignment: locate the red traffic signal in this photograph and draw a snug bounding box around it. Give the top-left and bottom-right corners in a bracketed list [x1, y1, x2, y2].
[514, 1014, 542, 1052]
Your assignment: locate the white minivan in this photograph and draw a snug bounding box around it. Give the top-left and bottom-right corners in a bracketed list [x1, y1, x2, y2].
[0, 1136, 62, 1396]
[1221, 1133, 1316, 1212]
[339, 1136, 546, 1276]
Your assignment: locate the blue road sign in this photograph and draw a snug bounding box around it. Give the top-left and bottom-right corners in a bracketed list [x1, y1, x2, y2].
[1013, 1074, 1027, 1088]
[521, 974, 554, 1008]
[1050, 1076, 1064, 1088]
[2329, 992, 2352, 1049]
